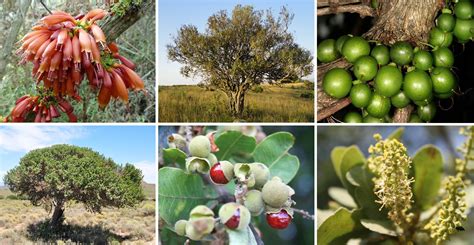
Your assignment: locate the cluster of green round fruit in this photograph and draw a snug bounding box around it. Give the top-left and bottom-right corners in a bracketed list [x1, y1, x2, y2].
[174, 135, 296, 241]
[318, 0, 473, 123]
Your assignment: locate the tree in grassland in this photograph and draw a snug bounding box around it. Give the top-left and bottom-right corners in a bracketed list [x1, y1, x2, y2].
[4, 144, 144, 227]
[167, 5, 313, 118]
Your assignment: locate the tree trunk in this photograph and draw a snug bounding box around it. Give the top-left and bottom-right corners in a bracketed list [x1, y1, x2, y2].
[317, 0, 443, 122]
[50, 202, 65, 227]
[228, 88, 246, 118]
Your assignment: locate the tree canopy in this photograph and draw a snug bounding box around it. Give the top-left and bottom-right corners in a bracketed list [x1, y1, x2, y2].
[167, 5, 313, 116]
[4, 144, 144, 225]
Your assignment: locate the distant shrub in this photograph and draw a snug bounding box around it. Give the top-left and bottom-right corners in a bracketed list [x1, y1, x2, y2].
[252, 85, 264, 93]
[0, 195, 4, 199]
[300, 92, 314, 99]
[6, 195, 19, 200]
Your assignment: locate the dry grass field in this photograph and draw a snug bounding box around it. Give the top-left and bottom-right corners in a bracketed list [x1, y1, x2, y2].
[0, 185, 155, 244]
[158, 83, 314, 122]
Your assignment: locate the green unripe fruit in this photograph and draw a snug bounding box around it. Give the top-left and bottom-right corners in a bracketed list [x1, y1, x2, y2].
[234, 163, 256, 187]
[189, 135, 211, 158]
[186, 157, 211, 174]
[186, 205, 215, 240]
[436, 13, 455, 32]
[429, 27, 453, 48]
[417, 102, 437, 122]
[262, 177, 292, 208]
[374, 66, 403, 97]
[317, 39, 340, 63]
[244, 190, 265, 216]
[366, 93, 391, 118]
[174, 220, 187, 236]
[432, 47, 454, 68]
[341, 36, 371, 63]
[403, 70, 433, 101]
[190, 205, 214, 218]
[207, 153, 218, 165]
[363, 115, 386, 123]
[336, 35, 350, 53]
[322, 68, 353, 99]
[412, 50, 433, 71]
[249, 163, 270, 189]
[390, 41, 414, 65]
[219, 203, 251, 230]
[454, 1, 473, 20]
[435, 90, 454, 99]
[353, 55, 378, 82]
[344, 111, 363, 123]
[350, 83, 372, 108]
[409, 114, 423, 123]
[391, 90, 411, 108]
[453, 18, 474, 42]
[371, 44, 390, 66]
[431, 67, 456, 94]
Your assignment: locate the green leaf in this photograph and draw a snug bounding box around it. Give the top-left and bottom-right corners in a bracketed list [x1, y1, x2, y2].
[328, 187, 357, 208]
[339, 146, 365, 195]
[163, 148, 187, 168]
[227, 226, 257, 245]
[215, 131, 256, 161]
[331, 146, 347, 180]
[253, 132, 300, 183]
[412, 145, 443, 211]
[158, 167, 216, 225]
[360, 219, 397, 236]
[387, 128, 404, 140]
[317, 208, 363, 245]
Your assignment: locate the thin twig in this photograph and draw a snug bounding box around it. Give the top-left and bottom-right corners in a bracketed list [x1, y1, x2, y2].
[249, 223, 265, 245]
[293, 208, 315, 220]
[39, 0, 53, 15]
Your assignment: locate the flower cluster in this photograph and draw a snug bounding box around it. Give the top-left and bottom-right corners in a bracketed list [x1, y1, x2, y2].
[367, 134, 415, 229]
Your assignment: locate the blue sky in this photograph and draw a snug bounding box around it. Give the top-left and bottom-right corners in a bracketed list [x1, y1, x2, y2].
[0, 125, 156, 185]
[159, 0, 315, 85]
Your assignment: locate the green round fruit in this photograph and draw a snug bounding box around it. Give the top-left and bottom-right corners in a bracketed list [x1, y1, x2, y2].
[453, 18, 474, 42]
[409, 114, 423, 123]
[262, 177, 292, 208]
[391, 90, 411, 108]
[366, 93, 391, 118]
[429, 27, 453, 48]
[189, 135, 211, 158]
[371, 44, 390, 65]
[454, 0, 473, 20]
[436, 13, 456, 32]
[432, 47, 454, 68]
[412, 50, 433, 71]
[353, 55, 378, 81]
[317, 39, 340, 63]
[403, 70, 433, 101]
[430, 67, 456, 94]
[374, 66, 403, 97]
[363, 115, 385, 123]
[417, 102, 437, 122]
[390, 41, 414, 65]
[336, 35, 350, 53]
[435, 90, 454, 99]
[322, 68, 353, 99]
[341, 36, 371, 63]
[350, 83, 372, 108]
[344, 111, 363, 123]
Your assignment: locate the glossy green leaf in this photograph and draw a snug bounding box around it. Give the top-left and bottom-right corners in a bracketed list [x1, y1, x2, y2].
[360, 219, 397, 236]
[387, 128, 405, 140]
[317, 208, 362, 245]
[339, 146, 365, 194]
[227, 226, 257, 245]
[158, 167, 216, 225]
[412, 145, 443, 211]
[163, 148, 187, 168]
[331, 146, 347, 180]
[328, 187, 357, 208]
[215, 131, 256, 161]
[253, 132, 300, 183]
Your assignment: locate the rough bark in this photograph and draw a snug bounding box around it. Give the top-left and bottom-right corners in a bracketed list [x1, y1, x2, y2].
[317, 0, 443, 123]
[99, 0, 154, 42]
[50, 202, 65, 227]
[228, 88, 247, 118]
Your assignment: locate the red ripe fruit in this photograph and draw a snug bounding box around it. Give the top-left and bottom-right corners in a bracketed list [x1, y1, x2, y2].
[210, 162, 229, 184]
[266, 210, 292, 229]
[225, 208, 241, 229]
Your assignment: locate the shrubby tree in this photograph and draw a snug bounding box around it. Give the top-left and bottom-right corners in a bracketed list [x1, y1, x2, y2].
[168, 5, 313, 117]
[4, 144, 144, 227]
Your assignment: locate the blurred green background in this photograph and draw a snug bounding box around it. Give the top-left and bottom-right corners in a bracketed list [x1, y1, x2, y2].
[159, 125, 315, 245]
[317, 126, 474, 243]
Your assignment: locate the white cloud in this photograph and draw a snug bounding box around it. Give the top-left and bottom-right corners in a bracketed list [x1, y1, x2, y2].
[0, 125, 86, 152]
[133, 160, 156, 184]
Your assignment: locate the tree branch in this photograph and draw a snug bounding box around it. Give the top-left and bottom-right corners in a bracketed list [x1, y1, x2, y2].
[392, 105, 414, 123]
[39, 0, 52, 14]
[293, 208, 315, 220]
[317, 4, 375, 17]
[249, 223, 265, 245]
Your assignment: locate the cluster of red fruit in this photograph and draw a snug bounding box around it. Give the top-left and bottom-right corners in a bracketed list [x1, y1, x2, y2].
[6, 94, 76, 122]
[7, 9, 144, 122]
